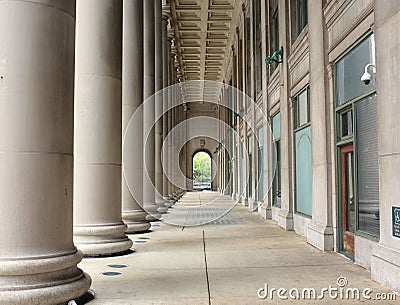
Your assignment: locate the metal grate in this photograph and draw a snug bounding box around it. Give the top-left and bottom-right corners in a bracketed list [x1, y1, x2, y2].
[101, 271, 121, 276]
[108, 264, 128, 269]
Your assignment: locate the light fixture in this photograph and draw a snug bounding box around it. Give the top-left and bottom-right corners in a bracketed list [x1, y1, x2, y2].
[265, 47, 284, 65]
[361, 63, 376, 85]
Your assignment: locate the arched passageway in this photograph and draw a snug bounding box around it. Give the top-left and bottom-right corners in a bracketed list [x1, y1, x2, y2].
[192, 151, 212, 191]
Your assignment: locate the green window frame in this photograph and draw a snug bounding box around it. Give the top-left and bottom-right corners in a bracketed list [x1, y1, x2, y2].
[334, 33, 379, 241]
[272, 112, 281, 207]
[257, 127, 264, 202]
[247, 135, 253, 197]
[293, 87, 312, 217]
[269, 0, 279, 72]
[295, 0, 308, 37]
[254, 0, 262, 96]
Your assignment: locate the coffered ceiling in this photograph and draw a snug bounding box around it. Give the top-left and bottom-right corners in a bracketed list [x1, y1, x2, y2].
[171, 0, 241, 83]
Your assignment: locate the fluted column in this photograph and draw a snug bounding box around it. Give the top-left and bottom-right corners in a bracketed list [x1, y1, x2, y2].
[0, 1, 91, 303]
[122, 0, 151, 233]
[162, 6, 172, 207]
[143, 0, 161, 220]
[74, 0, 133, 256]
[154, 0, 168, 213]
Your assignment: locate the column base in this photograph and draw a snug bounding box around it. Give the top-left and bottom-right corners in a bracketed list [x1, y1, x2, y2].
[0, 251, 91, 305]
[306, 220, 334, 251]
[371, 244, 400, 293]
[157, 205, 169, 214]
[156, 198, 169, 213]
[163, 197, 174, 208]
[143, 204, 162, 221]
[259, 204, 272, 219]
[74, 223, 133, 257]
[248, 198, 258, 212]
[242, 197, 248, 207]
[122, 210, 151, 233]
[278, 208, 294, 230]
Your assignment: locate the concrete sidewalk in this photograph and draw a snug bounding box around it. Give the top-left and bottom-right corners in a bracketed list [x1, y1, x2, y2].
[79, 192, 399, 304]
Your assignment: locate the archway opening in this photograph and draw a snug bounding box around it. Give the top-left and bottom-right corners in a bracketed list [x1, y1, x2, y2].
[192, 151, 212, 191]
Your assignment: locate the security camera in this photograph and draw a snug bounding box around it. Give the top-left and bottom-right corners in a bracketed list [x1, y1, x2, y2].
[361, 72, 372, 85]
[361, 63, 376, 85]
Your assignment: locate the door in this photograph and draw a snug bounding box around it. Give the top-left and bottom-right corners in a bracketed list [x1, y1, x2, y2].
[340, 144, 355, 256]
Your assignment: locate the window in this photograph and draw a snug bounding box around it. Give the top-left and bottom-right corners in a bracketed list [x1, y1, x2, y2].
[254, 0, 262, 96]
[246, 18, 252, 97]
[294, 88, 309, 129]
[272, 113, 281, 207]
[355, 95, 379, 236]
[340, 110, 353, 139]
[248, 135, 253, 197]
[335, 34, 376, 106]
[334, 33, 379, 240]
[269, 0, 279, 72]
[294, 88, 312, 216]
[257, 127, 264, 202]
[292, 0, 308, 40]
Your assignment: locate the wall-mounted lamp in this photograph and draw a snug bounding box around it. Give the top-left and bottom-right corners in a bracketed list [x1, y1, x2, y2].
[265, 47, 284, 65]
[361, 63, 376, 85]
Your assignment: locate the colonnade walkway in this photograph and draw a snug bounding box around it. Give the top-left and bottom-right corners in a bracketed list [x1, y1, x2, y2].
[80, 192, 399, 304]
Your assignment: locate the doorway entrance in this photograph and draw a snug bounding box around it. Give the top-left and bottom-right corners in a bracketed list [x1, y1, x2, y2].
[340, 144, 355, 256]
[192, 151, 212, 191]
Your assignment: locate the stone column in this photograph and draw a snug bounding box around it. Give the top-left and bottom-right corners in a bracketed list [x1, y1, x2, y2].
[231, 52, 237, 200]
[122, 0, 151, 233]
[259, 0, 272, 219]
[236, 34, 243, 202]
[154, 0, 168, 213]
[306, 0, 334, 250]
[162, 6, 172, 206]
[0, 1, 91, 303]
[167, 31, 174, 200]
[371, 1, 400, 293]
[143, 0, 161, 220]
[241, 12, 249, 207]
[169, 45, 178, 200]
[248, 0, 257, 212]
[171, 53, 179, 198]
[74, 0, 133, 256]
[277, 0, 294, 230]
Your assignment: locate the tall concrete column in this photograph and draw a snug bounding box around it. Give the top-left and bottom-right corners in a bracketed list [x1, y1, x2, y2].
[248, 0, 257, 212]
[122, 0, 151, 233]
[166, 33, 174, 200]
[0, 1, 91, 303]
[154, 0, 168, 213]
[236, 35, 243, 202]
[162, 6, 172, 206]
[171, 52, 178, 198]
[241, 11, 249, 207]
[259, 0, 272, 219]
[306, 0, 334, 250]
[231, 51, 237, 200]
[143, 0, 161, 220]
[74, 0, 133, 256]
[371, 1, 400, 293]
[277, 0, 294, 230]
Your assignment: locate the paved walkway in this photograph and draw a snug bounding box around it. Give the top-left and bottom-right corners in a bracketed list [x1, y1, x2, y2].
[80, 192, 399, 304]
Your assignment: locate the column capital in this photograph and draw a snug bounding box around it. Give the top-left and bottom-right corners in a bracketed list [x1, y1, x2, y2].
[162, 5, 171, 21]
[167, 28, 175, 43]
